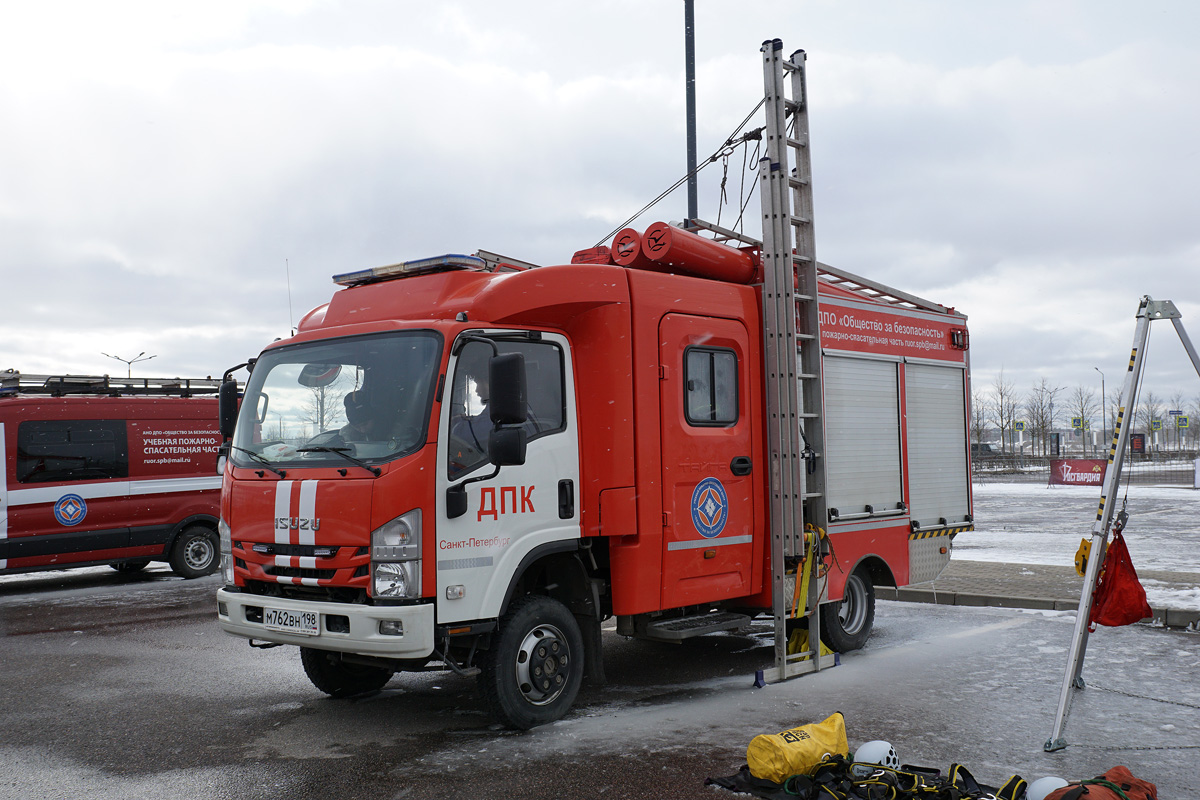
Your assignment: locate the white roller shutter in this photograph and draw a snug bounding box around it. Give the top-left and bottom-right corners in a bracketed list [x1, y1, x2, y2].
[905, 362, 969, 528]
[823, 356, 902, 517]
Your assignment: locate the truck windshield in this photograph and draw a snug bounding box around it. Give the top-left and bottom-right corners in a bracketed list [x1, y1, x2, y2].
[230, 331, 442, 469]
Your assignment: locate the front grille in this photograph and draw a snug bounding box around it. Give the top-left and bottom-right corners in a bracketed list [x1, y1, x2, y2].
[240, 542, 341, 558]
[265, 566, 336, 580]
[244, 579, 368, 605]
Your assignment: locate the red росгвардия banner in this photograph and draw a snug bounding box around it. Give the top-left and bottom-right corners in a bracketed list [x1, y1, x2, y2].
[1049, 459, 1107, 486]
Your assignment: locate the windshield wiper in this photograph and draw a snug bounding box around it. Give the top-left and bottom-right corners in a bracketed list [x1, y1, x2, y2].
[297, 446, 382, 477]
[230, 445, 287, 478]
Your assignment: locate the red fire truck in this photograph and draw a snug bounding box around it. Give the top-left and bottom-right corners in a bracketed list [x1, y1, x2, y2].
[215, 42, 972, 729]
[0, 372, 223, 579]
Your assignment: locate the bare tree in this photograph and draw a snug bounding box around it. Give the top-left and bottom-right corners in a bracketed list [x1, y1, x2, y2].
[989, 369, 1019, 454]
[305, 384, 346, 435]
[1065, 385, 1099, 454]
[1136, 390, 1164, 451]
[1189, 393, 1200, 450]
[970, 388, 990, 447]
[1168, 390, 1187, 451]
[1025, 379, 1064, 456]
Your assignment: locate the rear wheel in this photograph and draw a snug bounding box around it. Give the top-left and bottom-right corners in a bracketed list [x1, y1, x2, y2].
[301, 648, 393, 698]
[819, 569, 875, 653]
[168, 525, 218, 578]
[479, 595, 584, 730]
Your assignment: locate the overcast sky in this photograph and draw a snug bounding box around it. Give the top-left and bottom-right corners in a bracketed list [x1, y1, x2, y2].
[3, 0, 1198, 412]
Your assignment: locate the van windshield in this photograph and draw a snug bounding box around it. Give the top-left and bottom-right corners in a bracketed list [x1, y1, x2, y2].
[231, 331, 442, 469]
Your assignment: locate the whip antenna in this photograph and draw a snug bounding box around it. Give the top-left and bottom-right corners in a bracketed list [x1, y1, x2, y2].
[286, 258, 296, 336]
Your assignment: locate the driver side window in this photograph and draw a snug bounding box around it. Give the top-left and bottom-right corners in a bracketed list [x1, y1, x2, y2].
[446, 337, 565, 481]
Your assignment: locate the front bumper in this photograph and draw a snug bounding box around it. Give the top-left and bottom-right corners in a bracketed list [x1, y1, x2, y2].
[216, 588, 435, 659]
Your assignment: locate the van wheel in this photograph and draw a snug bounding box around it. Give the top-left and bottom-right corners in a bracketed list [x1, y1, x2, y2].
[168, 526, 218, 578]
[819, 569, 875, 653]
[479, 595, 584, 730]
[112, 559, 151, 574]
[301, 648, 393, 697]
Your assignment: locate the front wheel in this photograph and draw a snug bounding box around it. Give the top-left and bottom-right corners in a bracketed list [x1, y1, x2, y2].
[301, 648, 393, 698]
[819, 569, 875, 653]
[168, 526, 218, 578]
[479, 595, 584, 730]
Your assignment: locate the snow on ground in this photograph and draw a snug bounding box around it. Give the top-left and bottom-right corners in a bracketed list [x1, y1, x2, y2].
[960, 482, 1200, 610]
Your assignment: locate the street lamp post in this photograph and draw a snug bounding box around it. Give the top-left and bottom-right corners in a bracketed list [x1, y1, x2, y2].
[102, 351, 156, 378]
[1094, 366, 1106, 455]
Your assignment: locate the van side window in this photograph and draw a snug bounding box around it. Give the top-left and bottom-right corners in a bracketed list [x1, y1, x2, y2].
[447, 338, 565, 481]
[16, 420, 129, 483]
[685, 347, 738, 426]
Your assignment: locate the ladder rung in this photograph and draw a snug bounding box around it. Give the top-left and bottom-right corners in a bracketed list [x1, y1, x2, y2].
[798, 373, 818, 380]
[787, 136, 808, 149]
[788, 176, 810, 189]
[789, 215, 811, 226]
[796, 333, 816, 341]
[792, 254, 813, 264]
[798, 412, 820, 419]
[794, 293, 814, 302]
[803, 492, 823, 499]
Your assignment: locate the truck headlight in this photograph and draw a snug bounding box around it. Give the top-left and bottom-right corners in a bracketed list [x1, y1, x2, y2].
[371, 509, 421, 599]
[218, 517, 235, 585]
[373, 561, 421, 599]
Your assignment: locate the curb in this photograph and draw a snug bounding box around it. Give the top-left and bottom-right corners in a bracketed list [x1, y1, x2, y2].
[877, 586, 1200, 631]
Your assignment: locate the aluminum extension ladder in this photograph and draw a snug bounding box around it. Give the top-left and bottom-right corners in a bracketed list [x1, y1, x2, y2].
[758, 39, 834, 681]
[1045, 296, 1200, 751]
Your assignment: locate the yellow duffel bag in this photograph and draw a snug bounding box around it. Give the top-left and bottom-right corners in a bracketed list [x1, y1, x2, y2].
[746, 711, 849, 783]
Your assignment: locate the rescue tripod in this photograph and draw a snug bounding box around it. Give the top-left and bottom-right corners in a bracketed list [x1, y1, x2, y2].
[1045, 297, 1200, 752]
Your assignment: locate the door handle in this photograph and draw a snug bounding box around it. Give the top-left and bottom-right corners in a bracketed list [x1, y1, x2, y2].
[558, 479, 575, 519]
[730, 456, 752, 476]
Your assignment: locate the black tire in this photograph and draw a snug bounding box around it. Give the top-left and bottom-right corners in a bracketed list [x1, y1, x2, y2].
[479, 594, 584, 730]
[819, 569, 875, 653]
[112, 559, 151, 574]
[168, 525, 218, 579]
[301, 647, 393, 698]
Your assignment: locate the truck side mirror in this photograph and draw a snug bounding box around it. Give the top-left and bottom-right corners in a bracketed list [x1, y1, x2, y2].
[488, 427, 527, 466]
[218, 379, 239, 438]
[446, 484, 468, 519]
[488, 353, 527, 425]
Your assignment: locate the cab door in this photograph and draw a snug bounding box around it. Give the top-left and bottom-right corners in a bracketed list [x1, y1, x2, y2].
[659, 314, 759, 607]
[435, 331, 580, 624]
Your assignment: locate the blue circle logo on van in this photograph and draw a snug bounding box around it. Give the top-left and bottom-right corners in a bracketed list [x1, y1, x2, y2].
[54, 494, 87, 526]
[690, 477, 728, 538]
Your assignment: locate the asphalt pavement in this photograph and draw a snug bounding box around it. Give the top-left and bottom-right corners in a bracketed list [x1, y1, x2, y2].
[2, 562, 1198, 798]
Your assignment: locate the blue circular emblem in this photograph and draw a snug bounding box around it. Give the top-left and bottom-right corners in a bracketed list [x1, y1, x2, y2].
[53, 494, 88, 527]
[690, 477, 729, 538]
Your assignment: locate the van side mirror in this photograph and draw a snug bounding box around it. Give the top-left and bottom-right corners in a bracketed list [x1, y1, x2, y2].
[489, 427, 527, 466]
[218, 379, 239, 438]
[488, 353, 527, 425]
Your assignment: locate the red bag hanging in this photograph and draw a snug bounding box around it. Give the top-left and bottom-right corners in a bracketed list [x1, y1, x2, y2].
[1089, 529, 1152, 628]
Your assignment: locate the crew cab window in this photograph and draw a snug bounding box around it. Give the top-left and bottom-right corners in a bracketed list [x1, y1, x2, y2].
[447, 337, 565, 481]
[685, 347, 738, 426]
[16, 420, 129, 483]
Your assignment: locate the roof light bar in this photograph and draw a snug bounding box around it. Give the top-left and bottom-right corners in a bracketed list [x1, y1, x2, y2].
[332, 254, 486, 287]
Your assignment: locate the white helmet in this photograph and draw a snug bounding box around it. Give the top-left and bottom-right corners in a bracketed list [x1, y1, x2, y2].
[852, 740, 900, 772]
[1027, 777, 1069, 800]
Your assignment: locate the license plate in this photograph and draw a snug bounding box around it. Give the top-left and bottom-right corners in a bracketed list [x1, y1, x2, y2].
[263, 607, 319, 636]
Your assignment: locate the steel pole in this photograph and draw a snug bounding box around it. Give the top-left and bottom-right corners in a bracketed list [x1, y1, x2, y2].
[684, 0, 697, 222]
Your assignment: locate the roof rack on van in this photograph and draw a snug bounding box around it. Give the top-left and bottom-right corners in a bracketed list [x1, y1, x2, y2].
[0, 370, 221, 398]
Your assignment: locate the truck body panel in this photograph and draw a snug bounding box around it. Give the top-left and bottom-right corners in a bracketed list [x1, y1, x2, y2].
[1, 389, 222, 577]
